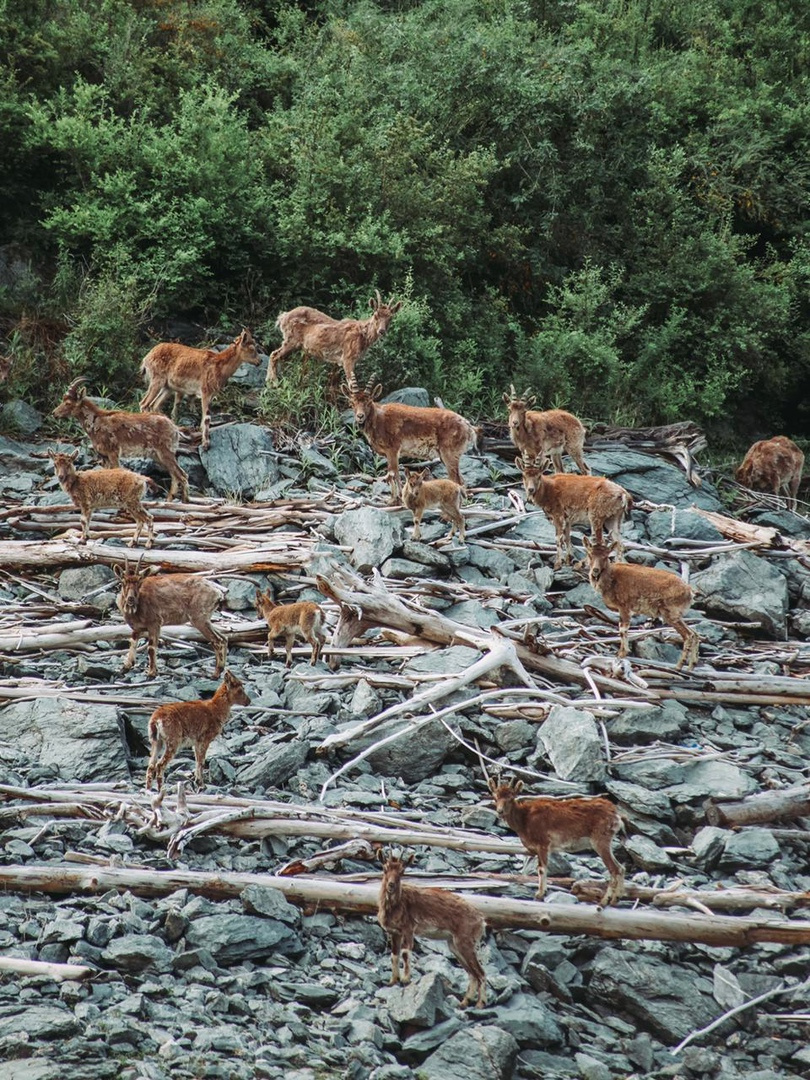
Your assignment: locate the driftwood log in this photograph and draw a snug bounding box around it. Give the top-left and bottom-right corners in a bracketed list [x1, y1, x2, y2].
[705, 783, 810, 828]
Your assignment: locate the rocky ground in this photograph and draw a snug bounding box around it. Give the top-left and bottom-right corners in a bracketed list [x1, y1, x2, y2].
[1, 377, 810, 1080]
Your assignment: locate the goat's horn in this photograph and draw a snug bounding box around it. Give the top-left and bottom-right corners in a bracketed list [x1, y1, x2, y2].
[65, 376, 87, 393]
[375, 288, 382, 305]
[365, 373, 378, 393]
[508, 384, 517, 399]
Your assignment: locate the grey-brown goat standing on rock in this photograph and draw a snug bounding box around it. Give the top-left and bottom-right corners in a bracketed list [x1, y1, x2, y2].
[488, 777, 625, 906]
[516, 455, 632, 568]
[145, 670, 250, 791]
[401, 467, 465, 543]
[53, 378, 189, 501]
[48, 449, 155, 547]
[115, 563, 226, 677]
[345, 375, 479, 503]
[267, 291, 402, 386]
[504, 385, 589, 474]
[254, 591, 326, 667]
[736, 435, 804, 511]
[377, 850, 486, 1008]
[584, 537, 700, 671]
[140, 328, 261, 450]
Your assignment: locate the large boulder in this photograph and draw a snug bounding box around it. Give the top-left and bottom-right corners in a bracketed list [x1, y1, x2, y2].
[586, 448, 722, 511]
[184, 913, 303, 964]
[334, 506, 404, 572]
[416, 1025, 518, 1080]
[199, 423, 278, 499]
[535, 705, 606, 782]
[692, 550, 789, 638]
[1, 698, 129, 781]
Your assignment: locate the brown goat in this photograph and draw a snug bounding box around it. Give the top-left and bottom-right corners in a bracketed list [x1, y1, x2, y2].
[488, 777, 624, 906]
[267, 291, 402, 385]
[584, 537, 700, 671]
[48, 450, 154, 547]
[53, 379, 189, 502]
[115, 564, 226, 677]
[345, 376, 478, 502]
[145, 670, 250, 791]
[377, 850, 486, 1008]
[140, 329, 261, 450]
[255, 591, 326, 667]
[0, 355, 11, 383]
[736, 436, 804, 511]
[401, 467, 465, 543]
[504, 386, 589, 474]
[516, 455, 632, 569]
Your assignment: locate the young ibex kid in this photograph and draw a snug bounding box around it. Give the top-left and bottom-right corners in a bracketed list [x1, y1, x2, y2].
[255, 590, 326, 667]
[401, 467, 465, 543]
[584, 537, 700, 671]
[140, 328, 261, 450]
[145, 670, 250, 791]
[516, 455, 632, 568]
[377, 850, 486, 1008]
[116, 563, 227, 677]
[488, 777, 625, 906]
[48, 450, 155, 547]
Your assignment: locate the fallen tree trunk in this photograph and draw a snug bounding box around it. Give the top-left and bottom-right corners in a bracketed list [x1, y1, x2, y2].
[0, 538, 310, 572]
[3, 864, 810, 947]
[705, 783, 810, 828]
[572, 879, 810, 912]
[0, 956, 93, 981]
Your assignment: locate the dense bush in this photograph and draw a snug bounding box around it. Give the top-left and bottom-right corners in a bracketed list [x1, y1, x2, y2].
[1, 0, 808, 444]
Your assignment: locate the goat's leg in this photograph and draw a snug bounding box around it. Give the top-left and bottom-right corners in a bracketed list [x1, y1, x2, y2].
[671, 617, 699, 671]
[451, 937, 486, 1008]
[146, 630, 160, 677]
[549, 448, 564, 474]
[122, 632, 140, 672]
[411, 506, 423, 541]
[284, 631, 295, 668]
[535, 845, 550, 900]
[157, 452, 188, 503]
[570, 439, 590, 475]
[266, 632, 276, 660]
[617, 612, 631, 659]
[442, 453, 464, 489]
[193, 740, 210, 789]
[80, 510, 91, 545]
[199, 391, 211, 450]
[593, 833, 625, 906]
[388, 931, 402, 985]
[401, 929, 414, 984]
[147, 741, 175, 792]
[266, 342, 296, 385]
[385, 454, 401, 504]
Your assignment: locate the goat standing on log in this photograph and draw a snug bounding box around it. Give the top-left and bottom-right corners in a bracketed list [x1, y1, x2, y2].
[345, 375, 478, 502]
[48, 450, 155, 547]
[736, 436, 804, 511]
[254, 590, 326, 667]
[488, 777, 625, 906]
[115, 563, 226, 677]
[377, 850, 486, 1008]
[516, 455, 632, 568]
[401, 467, 465, 543]
[504, 386, 589, 474]
[53, 379, 189, 501]
[145, 671, 250, 791]
[140, 329, 261, 450]
[584, 537, 700, 671]
[267, 291, 402, 386]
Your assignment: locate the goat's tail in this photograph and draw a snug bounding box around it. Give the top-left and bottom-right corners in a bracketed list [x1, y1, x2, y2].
[473, 425, 485, 454]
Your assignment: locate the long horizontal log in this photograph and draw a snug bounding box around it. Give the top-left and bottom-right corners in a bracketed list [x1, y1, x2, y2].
[572, 879, 810, 912]
[705, 783, 810, 828]
[0, 538, 309, 572]
[0, 956, 93, 981]
[3, 864, 810, 947]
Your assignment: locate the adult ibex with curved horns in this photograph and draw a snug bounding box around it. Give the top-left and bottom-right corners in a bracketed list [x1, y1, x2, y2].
[266, 290, 402, 386]
[503, 384, 589, 475]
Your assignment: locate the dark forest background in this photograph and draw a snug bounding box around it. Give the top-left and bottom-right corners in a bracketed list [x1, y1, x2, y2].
[1, 0, 809, 446]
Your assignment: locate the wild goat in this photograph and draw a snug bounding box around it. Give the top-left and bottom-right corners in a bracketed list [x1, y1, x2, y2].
[503, 386, 589, 474]
[488, 777, 624, 906]
[401, 467, 465, 543]
[736, 435, 804, 510]
[254, 590, 325, 667]
[516, 455, 632, 569]
[48, 450, 155, 547]
[115, 563, 226, 677]
[377, 850, 486, 1008]
[140, 329, 261, 450]
[0, 355, 11, 382]
[267, 290, 402, 385]
[345, 375, 478, 502]
[584, 537, 700, 671]
[53, 379, 189, 501]
[145, 670, 250, 791]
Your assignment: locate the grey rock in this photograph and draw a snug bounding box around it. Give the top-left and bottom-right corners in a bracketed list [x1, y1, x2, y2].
[442, 599, 501, 630]
[200, 423, 278, 499]
[0, 1062, 62, 1080]
[466, 544, 516, 579]
[403, 645, 482, 678]
[367, 717, 455, 783]
[334, 506, 404, 572]
[1, 697, 128, 782]
[682, 759, 758, 798]
[508, 513, 559, 545]
[300, 444, 338, 477]
[402, 1016, 464, 1055]
[381, 556, 431, 579]
[349, 679, 382, 716]
[58, 564, 117, 609]
[225, 577, 260, 610]
[401, 540, 453, 571]
[0, 1004, 80, 1040]
[184, 913, 303, 964]
[624, 834, 673, 871]
[494, 719, 535, 753]
[491, 991, 563, 1046]
[605, 780, 675, 822]
[387, 972, 446, 1027]
[589, 947, 717, 1042]
[102, 933, 174, 973]
[236, 739, 308, 790]
[608, 700, 688, 745]
[575, 1052, 612, 1080]
[692, 549, 789, 639]
[691, 827, 729, 869]
[585, 448, 722, 511]
[240, 886, 301, 926]
[536, 705, 606, 782]
[383, 387, 430, 408]
[721, 828, 780, 868]
[1, 398, 43, 435]
[646, 508, 724, 546]
[416, 1025, 518, 1080]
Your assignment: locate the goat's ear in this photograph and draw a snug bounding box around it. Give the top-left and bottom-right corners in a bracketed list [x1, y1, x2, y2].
[46, 449, 56, 460]
[369, 295, 378, 311]
[371, 384, 383, 400]
[390, 301, 403, 313]
[405, 852, 415, 867]
[514, 779, 524, 793]
[502, 392, 511, 405]
[487, 777, 498, 794]
[582, 536, 594, 554]
[419, 468, 429, 481]
[377, 848, 386, 865]
[69, 449, 79, 462]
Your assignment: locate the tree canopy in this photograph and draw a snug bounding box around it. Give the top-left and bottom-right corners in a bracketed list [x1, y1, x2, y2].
[1, 0, 809, 442]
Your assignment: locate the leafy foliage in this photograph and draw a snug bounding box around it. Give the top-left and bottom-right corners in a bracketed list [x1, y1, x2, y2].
[0, 0, 808, 443]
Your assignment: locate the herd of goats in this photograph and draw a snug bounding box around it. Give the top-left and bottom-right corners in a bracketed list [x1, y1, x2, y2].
[22, 291, 807, 1006]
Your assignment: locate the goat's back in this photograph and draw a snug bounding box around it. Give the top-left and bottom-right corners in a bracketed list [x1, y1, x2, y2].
[131, 574, 223, 625]
[86, 408, 180, 455]
[737, 436, 804, 491]
[597, 560, 693, 616]
[369, 403, 476, 454]
[382, 883, 484, 939]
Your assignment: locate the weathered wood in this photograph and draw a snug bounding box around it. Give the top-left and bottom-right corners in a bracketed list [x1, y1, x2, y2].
[705, 783, 810, 828]
[0, 956, 93, 981]
[0, 538, 309, 572]
[3, 864, 810, 947]
[572, 879, 810, 912]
